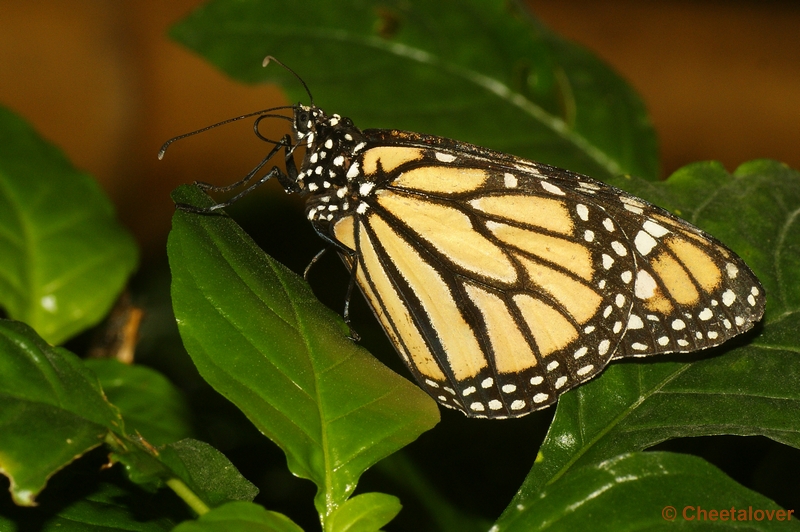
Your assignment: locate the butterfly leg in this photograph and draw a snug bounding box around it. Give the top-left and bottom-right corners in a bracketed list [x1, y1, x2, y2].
[306, 232, 363, 342]
[342, 253, 361, 342]
[175, 135, 300, 213]
[304, 247, 329, 281]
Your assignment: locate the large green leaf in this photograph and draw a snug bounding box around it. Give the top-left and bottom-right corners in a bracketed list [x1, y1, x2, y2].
[0, 106, 138, 344]
[500, 452, 795, 531]
[496, 160, 799, 526]
[0, 320, 123, 505]
[85, 359, 194, 446]
[168, 185, 440, 520]
[169, 0, 657, 180]
[0, 319, 250, 513]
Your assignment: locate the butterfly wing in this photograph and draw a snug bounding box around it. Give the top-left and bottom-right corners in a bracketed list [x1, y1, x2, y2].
[329, 129, 764, 419]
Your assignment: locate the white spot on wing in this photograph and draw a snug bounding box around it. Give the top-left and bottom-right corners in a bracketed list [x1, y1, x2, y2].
[576, 204, 589, 221]
[643, 220, 669, 237]
[634, 230, 658, 256]
[628, 314, 644, 329]
[359, 182, 375, 196]
[346, 162, 360, 179]
[598, 339, 610, 355]
[722, 290, 736, 306]
[541, 181, 565, 196]
[504, 173, 518, 188]
[635, 270, 657, 299]
[435, 152, 456, 163]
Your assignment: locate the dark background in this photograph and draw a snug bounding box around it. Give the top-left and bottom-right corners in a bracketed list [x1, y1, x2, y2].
[1, 0, 798, 259]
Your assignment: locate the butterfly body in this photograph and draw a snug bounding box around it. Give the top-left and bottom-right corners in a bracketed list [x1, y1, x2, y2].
[276, 103, 767, 419]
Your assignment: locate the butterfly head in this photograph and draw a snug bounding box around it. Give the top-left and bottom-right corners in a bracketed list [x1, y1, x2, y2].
[291, 104, 370, 226]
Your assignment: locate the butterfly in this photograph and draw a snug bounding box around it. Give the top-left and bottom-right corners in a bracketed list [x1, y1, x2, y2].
[163, 60, 765, 419]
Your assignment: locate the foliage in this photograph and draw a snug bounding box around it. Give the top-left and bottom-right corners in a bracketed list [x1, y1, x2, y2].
[1, 1, 798, 530]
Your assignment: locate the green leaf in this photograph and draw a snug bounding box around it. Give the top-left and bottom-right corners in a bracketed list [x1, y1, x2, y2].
[0, 320, 123, 506]
[498, 160, 800, 524]
[168, 185, 439, 520]
[326, 492, 401, 532]
[0, 479, 178, 531]
[172, 502, 303, 532]
[169, 0, 657, 180]
[85, 359, 194, 446]
[499, 452, 795, 531]
[0, 105, 138, 345]
[114, 438, 258, 509]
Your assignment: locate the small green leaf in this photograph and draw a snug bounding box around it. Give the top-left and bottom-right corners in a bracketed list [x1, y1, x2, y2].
[114, 438, 258, 509]
[168, 185, 439, 519]
[0, 320, 123, 505]
[86, 359, 194, 446]
[326, 492, 401, 532]
[172, 501, 304, 532]
[0, 106, 138, 344]
[499, 160, 800, 523]
[498, 452, 793, 531]
[169, 0, 657, 180]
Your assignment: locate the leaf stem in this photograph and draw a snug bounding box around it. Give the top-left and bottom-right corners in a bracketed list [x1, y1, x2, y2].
[166, 477, 210, 516]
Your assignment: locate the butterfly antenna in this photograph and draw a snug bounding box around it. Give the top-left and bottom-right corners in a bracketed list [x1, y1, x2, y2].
[157, 105, 294, 159]
[263, 55, 314, 106]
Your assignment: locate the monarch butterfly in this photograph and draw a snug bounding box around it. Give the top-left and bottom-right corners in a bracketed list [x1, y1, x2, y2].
[162, 59, 765, 419]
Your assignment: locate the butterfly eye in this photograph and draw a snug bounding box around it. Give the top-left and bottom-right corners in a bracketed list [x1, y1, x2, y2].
[296, 111, 310, 129]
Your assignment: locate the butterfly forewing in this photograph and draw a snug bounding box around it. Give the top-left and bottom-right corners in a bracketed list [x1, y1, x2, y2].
[319, 127, 765, 418]
[280, 107, 766, 419]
